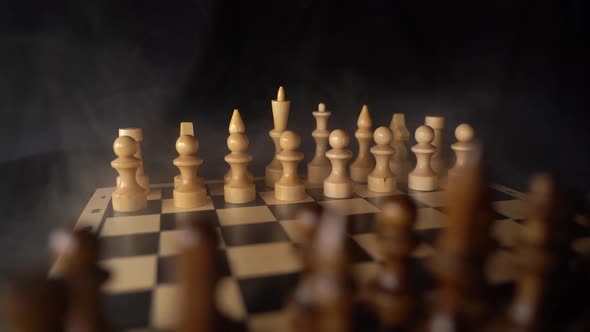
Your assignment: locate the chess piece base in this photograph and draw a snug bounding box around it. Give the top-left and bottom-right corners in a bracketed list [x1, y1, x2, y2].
[350, 165, 371, 183]
[275, 183, 306, 202]
[367, 175, 396, 193]
[224, 185, 255, 204]
[307, 164, 331, 188]
[408, 174, 438, 191]
[112, 190, 147, 212]
[117, 176, 150, 195]
[323, 180, 353, 198]
[173, 189, 208, 208]
[265, 163, 282, 188]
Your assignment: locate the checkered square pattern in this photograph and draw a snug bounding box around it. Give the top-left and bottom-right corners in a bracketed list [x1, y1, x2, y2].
[51, 178, 540, 331]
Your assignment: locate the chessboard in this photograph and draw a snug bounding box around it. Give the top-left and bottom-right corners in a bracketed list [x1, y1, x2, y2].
[48, 176, 538, 332]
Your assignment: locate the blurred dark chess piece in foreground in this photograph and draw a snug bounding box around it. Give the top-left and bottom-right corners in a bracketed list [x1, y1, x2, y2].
[357, 194, 422, 331]
[176, 219, 245, 332]
[3, 271, 68, 332]
[49, 226, 111, 332]
[504, 173, 582, 332]
[288, 207, 353, 332]
[428, 147, 497, 332]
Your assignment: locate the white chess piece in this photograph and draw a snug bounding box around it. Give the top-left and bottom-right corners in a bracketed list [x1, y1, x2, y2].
[368, 127, 396, 193]
[408, 125, 438, 191]
[265, 86, 290, 188]
[224, 132, 256, 203]
[275, 131, 306, 201]
[425, 116, 445, 176]
[350, 105, 374, 183]
[173, 135, 208, 208]
[224, 109, 253, 184]
[324, 130, 353, 198]
[111, 136, 147, 212]
[117, 128, 150, 194]
[448, 123, 475, 180]
[307, 103, 332, 187]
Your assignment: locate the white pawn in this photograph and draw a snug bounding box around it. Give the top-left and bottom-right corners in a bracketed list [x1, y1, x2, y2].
[324, 130, 353, 198]
[368, 127, 396, 193]
[224, 133, 256, 203]
[111, 136, 147, 212]
[174, 122, 202, 189]
[275, 131, 306, 201]
[448, 123, 475, 179]
[408, 125, 438, 191]
[173, 135, 208, 208]
[118, 128, 150, 194]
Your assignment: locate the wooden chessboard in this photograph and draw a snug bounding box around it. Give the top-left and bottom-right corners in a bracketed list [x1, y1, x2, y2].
[48, 177, 542, 331]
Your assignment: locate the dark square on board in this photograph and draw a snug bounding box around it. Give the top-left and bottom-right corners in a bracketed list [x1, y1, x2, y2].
[160, 210, 221, 231]
[238, 272, 301, 314]
[220, 222, 290, 247]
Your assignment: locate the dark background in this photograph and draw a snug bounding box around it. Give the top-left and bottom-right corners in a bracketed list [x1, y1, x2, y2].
[0, 1, 587, 274]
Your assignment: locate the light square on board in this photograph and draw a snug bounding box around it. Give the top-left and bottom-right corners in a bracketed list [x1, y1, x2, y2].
[100, 255, 157, 294]
[226, 243, 302, 278]
[157, 250, 231, 285]
[259, 191, 314, 205]
[267, 202, 322, 221]
[216, 277, 247, 321]
[216, 206, 276, 226]
[159, 230, 183, 257]
[492, 200, 528, 220]
[415, 207, 447, 230]
[410, 191, 446, 208]
[100, 215, 160, 237]
[279, 219, 303, 243]
[319, 198, 380, 215]
[151, 284, 180, 330]
[161, 197, 214, 214]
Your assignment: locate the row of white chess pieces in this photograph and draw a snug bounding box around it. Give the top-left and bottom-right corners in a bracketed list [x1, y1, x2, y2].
[109, 87, 476, 212]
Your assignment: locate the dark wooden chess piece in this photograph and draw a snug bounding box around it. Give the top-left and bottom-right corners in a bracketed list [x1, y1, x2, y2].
[506, 173, 576, 332]
[176, 219, 245, 332]
[428, 148, 496, 332]
[4, 271, 68, 332]
[288, 208, 353, 332]
[49, 226, 110, 332]
[358, 195, 421, 331]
